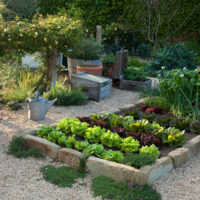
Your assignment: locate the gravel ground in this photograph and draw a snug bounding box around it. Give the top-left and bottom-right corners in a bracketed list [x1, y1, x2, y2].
[0, 87, 200, 200]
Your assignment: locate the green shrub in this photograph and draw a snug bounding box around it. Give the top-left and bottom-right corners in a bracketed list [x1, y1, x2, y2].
[40, 165, 85, 187]
[43, 83, 88, 106]
[123, 154, 156, 168]
[68, 36, 103, 60]
[122, 67, 147, 81]
[7, 137, 44, 158]
[136, 43, 151, 58]
[128, 57, 146, 68]
[146, 43, 199, 71]
[92, 176, 161, 200]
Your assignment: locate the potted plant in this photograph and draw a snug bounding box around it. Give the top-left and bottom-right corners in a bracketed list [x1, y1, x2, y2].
[120, 67, 151, 90]
[102, 53, 115, 77]
[67, 36, 103, 77]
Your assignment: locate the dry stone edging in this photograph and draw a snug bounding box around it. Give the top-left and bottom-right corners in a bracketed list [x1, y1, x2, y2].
[57, 148, 84, 167]
[18, 100, 200, 184]
[23, 135, 60, 159]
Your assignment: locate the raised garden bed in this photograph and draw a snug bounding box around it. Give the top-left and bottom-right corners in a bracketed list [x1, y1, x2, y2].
[20, 100, 200, 185]
[120, 77, 152, 91]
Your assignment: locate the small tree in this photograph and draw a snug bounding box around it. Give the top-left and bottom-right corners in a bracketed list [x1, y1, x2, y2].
[0, 14, 82, 87]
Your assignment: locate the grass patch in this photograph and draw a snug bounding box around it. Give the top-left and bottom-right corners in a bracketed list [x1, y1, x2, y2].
[7, 137, 44, 158]
[92, 176, 161, 200]
[123, 154, 156, 168]
[40, 165, 86, 187]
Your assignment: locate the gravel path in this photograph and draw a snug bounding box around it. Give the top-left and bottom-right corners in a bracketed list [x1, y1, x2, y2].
[0, 87, 200, 199]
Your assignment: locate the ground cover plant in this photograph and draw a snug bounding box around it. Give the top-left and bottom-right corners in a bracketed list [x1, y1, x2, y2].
[40, 165, 85, 187]
[92, 176, 161, 200]
[36, 111, 189, 168]
[7, 136, 44, 158]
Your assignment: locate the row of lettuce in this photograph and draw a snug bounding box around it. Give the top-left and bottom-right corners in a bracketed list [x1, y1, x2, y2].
[36, 113, 186, 164]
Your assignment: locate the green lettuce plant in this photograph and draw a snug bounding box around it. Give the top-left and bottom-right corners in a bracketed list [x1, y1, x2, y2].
[56, 117, 80, 133]
[100, 130, 122, 148]
[47, 130, 64, 143]
[167, 128, 186, 147]
[83, 144, 105, 158]
[58, 135, 67, 146]
[65, 135, 76, 149]
[139, 144, 160, 159]
[36, 126, 54, 138]
[74, 140, 90, 151]
[103, 150, 124, 163]
[71, 121, 89, 136]
[85, 126, 106, 143]
[120, 137, 140, 153]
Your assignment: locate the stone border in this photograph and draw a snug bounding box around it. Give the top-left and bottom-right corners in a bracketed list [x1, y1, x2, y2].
[19, 128, 200, 185]
[15, 100, 200, 184]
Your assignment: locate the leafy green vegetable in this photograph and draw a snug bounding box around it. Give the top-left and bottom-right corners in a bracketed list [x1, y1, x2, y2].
[74, 140, 90, 151]
[71, 121, 89, 136]
[100, 130, 122, 148]
[103, 150, 124, 163]
[139, 144, 160, 159]
[120, 137, 140, 153]
[36, 126, 54, 138]
[58, 135, 67, 146]
[47, 130, 64, 143]
[85, 126, 106, 143]
[83, 144, 105, 158]
[65, 135, 76, 149]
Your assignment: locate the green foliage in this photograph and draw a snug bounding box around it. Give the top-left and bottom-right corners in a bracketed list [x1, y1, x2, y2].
[1, 67, 44, 103]
[190, 121, 200, 133]
[71, 121, 89, 136]
[68, 36, 103, 60]
[147, 43, 199, 71]
[56, 117, 80, 133]
[3, 0, 37, 20]
[43, 83, 88, 106]
[139, 144, 160, 159]
[121, 137, 140, 153]
[124, 110, 140, 120]
[103, 150, 124, 163]
[92, 176, 161, 200]
[128, 57, 146, 68]
[40, 165, 85, 187]
[170, 118, 190, 131]
[65, 135, 76, 148]
[85, 126, 106, 143]
[102, 53, 114, 64]
[74, 140, 90, 151]
[58, 135, 67, 146]
[159, 68, 200, 120]
[123, 153, 156, 168]
[122, 67, 147, 82]
[100, 130, 122, 148]
[83, 144, 105, 158]
[7, 137, 44, 158]
[166, 128, 186, 147]
[136, 43, 151, 58]
[47, 130, 64, 143]
[36, 126, 55, 138]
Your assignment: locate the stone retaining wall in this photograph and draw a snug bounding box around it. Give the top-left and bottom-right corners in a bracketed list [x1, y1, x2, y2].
[17, 102, 200, 185]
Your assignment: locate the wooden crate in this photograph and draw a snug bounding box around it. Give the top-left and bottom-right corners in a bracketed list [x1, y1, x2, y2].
[71, 72, 111, 101]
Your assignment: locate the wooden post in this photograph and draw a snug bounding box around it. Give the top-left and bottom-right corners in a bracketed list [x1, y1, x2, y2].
[112, 50, 128, 80]
[96, 25, 102, 44]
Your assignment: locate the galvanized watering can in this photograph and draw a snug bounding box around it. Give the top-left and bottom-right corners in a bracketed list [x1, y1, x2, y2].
[28, 92, 57, 121]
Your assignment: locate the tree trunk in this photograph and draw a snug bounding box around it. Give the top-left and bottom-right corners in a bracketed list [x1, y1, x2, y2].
[153, 39, 158, 52]
[46, 48, 58, 88]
